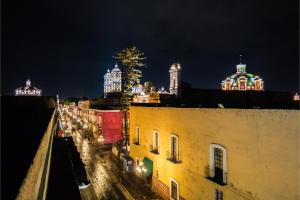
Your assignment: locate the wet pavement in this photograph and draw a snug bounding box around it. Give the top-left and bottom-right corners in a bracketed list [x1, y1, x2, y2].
[72, 130, 122, 200]
[61, 107, 162, 200]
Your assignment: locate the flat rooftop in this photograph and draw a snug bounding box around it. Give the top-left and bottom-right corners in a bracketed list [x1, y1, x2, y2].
[133, 90, 299, 110]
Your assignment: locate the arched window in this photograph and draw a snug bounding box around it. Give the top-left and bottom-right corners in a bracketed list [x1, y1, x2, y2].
[170, 178, 179, 200]
[209, 144, 227, 185]
[150, 130, 159, 154]
[238, 76, 247, 90]
[255, 80, 261, 90]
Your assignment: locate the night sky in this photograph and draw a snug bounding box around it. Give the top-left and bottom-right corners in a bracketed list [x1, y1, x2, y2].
[2, 0, 298, 98]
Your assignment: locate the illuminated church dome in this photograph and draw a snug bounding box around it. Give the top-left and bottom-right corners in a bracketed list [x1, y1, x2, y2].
[221, 56, 264, 91]
[132, 79, 144, 94]
[15, 79, 42, 96]
[104, 63, 122, 98]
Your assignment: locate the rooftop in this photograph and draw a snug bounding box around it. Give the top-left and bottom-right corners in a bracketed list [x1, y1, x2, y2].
[132, 89, 299, 110]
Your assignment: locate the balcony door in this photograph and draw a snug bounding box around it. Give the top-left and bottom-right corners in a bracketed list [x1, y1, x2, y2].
[210, 144, 227, 184]
[153, 131, 159, 150]
[214, 148, 223, 183]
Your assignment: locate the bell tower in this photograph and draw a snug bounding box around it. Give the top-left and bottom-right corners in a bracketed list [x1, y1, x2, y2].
[169, 63, 181, 96]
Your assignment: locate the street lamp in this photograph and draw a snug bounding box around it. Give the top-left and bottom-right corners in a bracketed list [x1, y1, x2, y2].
[136, 162, 147, 179]
[98, 135, 104, 143]
[136, 162, 147, 199]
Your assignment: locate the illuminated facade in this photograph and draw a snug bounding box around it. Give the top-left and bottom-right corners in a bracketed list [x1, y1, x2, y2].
[130, 105, 299, 200]
[15, 79, 42, 96]
[169, 63, 181, 96]
[293, 93, 300, 101]
[221, 62, 264, 91]
[104, 63, 122, 98]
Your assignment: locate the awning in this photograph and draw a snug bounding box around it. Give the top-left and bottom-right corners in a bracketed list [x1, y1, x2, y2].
[143, 157, 153, 177]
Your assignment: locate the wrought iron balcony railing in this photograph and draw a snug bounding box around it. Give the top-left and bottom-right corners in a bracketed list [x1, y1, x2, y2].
[205, 166, 227, 185]
[150, 145, 159, 154]
[166, 151, 182, 164]
[132, 137, 140, 145]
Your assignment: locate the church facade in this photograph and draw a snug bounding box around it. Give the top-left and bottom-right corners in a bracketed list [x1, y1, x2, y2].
[221, 62, 264, 91]
[103, 63, 122, 98]
[15, 79, 42, 96]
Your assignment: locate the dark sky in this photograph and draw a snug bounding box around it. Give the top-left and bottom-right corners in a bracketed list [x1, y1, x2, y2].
[2, 0, 298, 98]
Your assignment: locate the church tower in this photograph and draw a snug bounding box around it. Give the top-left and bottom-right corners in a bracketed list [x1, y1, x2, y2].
[169, 63, 181, 96]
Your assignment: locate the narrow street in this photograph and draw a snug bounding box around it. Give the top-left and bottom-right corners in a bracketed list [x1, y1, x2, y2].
[61, 108, 162, 200]
[72, 130, 122, 200]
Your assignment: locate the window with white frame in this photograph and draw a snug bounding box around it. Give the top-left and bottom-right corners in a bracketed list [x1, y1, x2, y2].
[170, 178, 179, 200]
[169, 134, 179, 162]
[151, 130, 159, 153]
[215, 189, 223, 200]
[134, 126, 140, 144]
[209, 144, 227, 184]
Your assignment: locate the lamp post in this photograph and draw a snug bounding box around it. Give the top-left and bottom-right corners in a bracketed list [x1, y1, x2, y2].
[136, 161, 147, 199]
[98, 135, 104, 155]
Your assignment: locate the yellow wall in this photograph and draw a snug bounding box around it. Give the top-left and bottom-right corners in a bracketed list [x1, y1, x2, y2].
[129, 106, 300, 200]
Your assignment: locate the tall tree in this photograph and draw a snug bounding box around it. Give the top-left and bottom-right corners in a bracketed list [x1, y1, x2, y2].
[114, 46, 146, 147]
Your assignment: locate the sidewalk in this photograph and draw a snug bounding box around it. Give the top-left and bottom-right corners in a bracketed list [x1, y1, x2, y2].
[109, 154, 162, 200]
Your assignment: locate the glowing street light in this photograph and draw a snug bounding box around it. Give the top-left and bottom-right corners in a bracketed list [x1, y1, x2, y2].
[136, 162, 147, 175]
[98, 135, 104, 143]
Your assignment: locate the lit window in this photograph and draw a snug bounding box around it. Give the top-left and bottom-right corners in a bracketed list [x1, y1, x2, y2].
[255, 80, 261, 90]
[238, 80, 246, 90]
[170, 178, 179, 200]
[225, 80, 231, 90]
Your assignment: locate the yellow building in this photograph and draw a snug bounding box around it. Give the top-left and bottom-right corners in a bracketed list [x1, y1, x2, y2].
[129, 105, 300, 200]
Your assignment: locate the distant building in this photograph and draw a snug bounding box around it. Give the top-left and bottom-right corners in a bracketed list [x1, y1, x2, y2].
[15, 79, 42, 96]
[169, 63, 181, 96]
[293, 92, 300, 101]
[104, 63, 122, 98]
[221, 58, 264, 91]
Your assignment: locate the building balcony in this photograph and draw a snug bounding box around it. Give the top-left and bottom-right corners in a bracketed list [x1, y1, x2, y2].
[205, 166, 227, 186]
[150, 145, 159, 154]
[166, 151, 182, 164]
[133, 137, 140, 145]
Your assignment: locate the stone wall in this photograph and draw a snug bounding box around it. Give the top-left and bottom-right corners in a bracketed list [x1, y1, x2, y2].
[16, 110, 56, 200]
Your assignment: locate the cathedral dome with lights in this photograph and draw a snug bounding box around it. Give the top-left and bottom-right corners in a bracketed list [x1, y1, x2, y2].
[15, 79, 42, 96]
[104, 63, 122, 98]
[221, 56, 264, 91]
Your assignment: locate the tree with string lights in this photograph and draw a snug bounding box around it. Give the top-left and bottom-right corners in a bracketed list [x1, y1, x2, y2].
[114, 46, 146, 147]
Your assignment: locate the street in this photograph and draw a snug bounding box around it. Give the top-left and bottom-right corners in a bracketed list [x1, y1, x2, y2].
[72, 130, 122, 200]
[60, 107, 162, 200]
